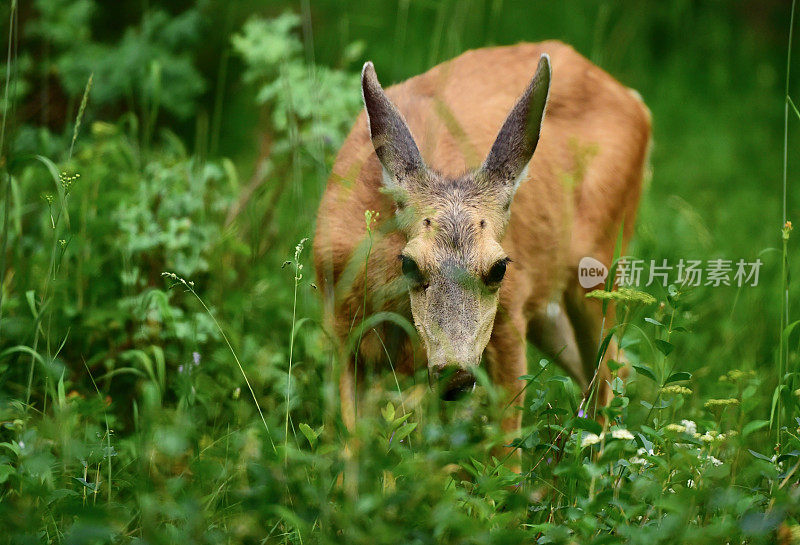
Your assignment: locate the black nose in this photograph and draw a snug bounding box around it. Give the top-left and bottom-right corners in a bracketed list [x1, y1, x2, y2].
[435, 366, 476, 401]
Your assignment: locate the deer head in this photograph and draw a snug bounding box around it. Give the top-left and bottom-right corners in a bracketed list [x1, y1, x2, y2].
[361, 55, 551, 399]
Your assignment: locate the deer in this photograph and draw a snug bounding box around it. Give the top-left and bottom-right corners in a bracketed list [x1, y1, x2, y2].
[313, 41, 651, 460]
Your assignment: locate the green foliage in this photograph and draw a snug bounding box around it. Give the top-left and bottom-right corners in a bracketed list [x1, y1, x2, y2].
[1, 2, 800, 544]
[233, 13, 363, 154]
[13, 0, 205, 129]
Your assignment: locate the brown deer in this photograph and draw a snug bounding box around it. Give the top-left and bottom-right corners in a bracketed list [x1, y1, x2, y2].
[313, 42, 651, 451]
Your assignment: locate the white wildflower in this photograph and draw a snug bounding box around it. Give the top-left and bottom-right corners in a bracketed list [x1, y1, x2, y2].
[581, 433, 602, 448]
[611, 428, 634, 440]
[630, 447, 654, 466]
[681, 419, 697, 435]
[687, 478, 695, 488]
[708, 456, 723, 467]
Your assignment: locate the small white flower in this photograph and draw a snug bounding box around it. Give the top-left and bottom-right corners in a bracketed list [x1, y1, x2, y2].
[681, 419, 697, 435]
[687, 478, 695, 488]
[611, 428, 634, 440]
[581, 433, 602, 448]
[708, 456, 723, 467]
[700, 433, 715, 443]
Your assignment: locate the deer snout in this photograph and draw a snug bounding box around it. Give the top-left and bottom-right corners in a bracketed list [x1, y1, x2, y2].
[431, 365, 476, 401]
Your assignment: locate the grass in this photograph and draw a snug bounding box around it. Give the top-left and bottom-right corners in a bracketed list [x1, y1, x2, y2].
[1, 1, 799, 544]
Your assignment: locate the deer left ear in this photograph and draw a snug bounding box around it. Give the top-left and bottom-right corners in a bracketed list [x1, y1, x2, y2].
[479, 54, 551, 196]
[361, 61, 426, 192]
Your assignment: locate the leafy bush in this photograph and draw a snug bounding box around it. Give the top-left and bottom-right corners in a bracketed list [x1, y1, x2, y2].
[1, 3, 800, 544]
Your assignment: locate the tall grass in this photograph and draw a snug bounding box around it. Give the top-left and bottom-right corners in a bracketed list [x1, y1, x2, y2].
[0, 2, 799, 543]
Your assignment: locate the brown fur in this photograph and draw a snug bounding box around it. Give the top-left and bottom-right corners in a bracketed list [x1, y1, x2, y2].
[313, 41, 651, 451]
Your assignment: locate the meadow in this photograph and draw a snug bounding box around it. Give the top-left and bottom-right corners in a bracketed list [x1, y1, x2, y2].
[1, 1, 799, 543]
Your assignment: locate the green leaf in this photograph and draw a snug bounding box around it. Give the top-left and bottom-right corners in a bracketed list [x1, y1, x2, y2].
[392, 412, 412, 428]
[572, 417, 602, 435]
[665, 371, 692, 384]
[781, 319, 800, 347]
[644, 317, 663, 327]
[640, 399, 669, 410]
[635, 432, 654, 454]
[72, 477, 98, 491]
[654, 339, 674, 356]
[25, 290, 38, 319]
[57, 370, 67, 409]
[789, 96, 800, 121]
[742, 420, 769, 438]
[1, 346, 47, 372]
[0, 464, 14, 484]
[298, 423, 318, 448]
[633, 364, 658, 382]
[748, 449, 773, 462]
[595, 331, 615, 367]
[381, 402, 395, 422]
[770, 385, 786, 430]
[392, 422, 417, 443]
[606, 359, 625, 372]
[0, 442, 21, 456]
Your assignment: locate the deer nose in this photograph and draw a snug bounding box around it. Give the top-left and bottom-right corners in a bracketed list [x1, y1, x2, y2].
[434, 365, 476, 401]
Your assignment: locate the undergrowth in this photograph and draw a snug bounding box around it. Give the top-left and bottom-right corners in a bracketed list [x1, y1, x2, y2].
[0, 3, 799, 544]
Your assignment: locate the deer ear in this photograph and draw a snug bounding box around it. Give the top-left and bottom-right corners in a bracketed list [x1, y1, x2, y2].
[361, 62, 425, 190]
[480, 54, 551, 195]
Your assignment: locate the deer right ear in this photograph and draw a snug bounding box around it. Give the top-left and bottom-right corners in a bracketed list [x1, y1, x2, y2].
[361, 62, 425, 191]
[479, 54, 551, 198]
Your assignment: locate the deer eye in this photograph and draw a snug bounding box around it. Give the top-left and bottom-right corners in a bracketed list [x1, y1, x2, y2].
[400, 255, 425, 287]
[485, 258, 509, 286]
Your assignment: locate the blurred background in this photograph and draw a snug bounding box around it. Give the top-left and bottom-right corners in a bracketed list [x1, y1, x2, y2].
[0, 0, 798, 542]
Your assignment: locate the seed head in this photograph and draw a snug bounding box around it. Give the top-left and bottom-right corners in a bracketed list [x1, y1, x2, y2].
[661, 385, 692, 396]
[704, 398, 739, 410]
[59, 171, 80, 194]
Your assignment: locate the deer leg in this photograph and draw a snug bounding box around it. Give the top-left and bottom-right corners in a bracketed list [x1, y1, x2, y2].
[485, 310, 529, 472]
[562, 279, 628, 409]
[336, 350, 360, 496]
[339, 359, 356, 432]
[528, 299, 587, 389]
